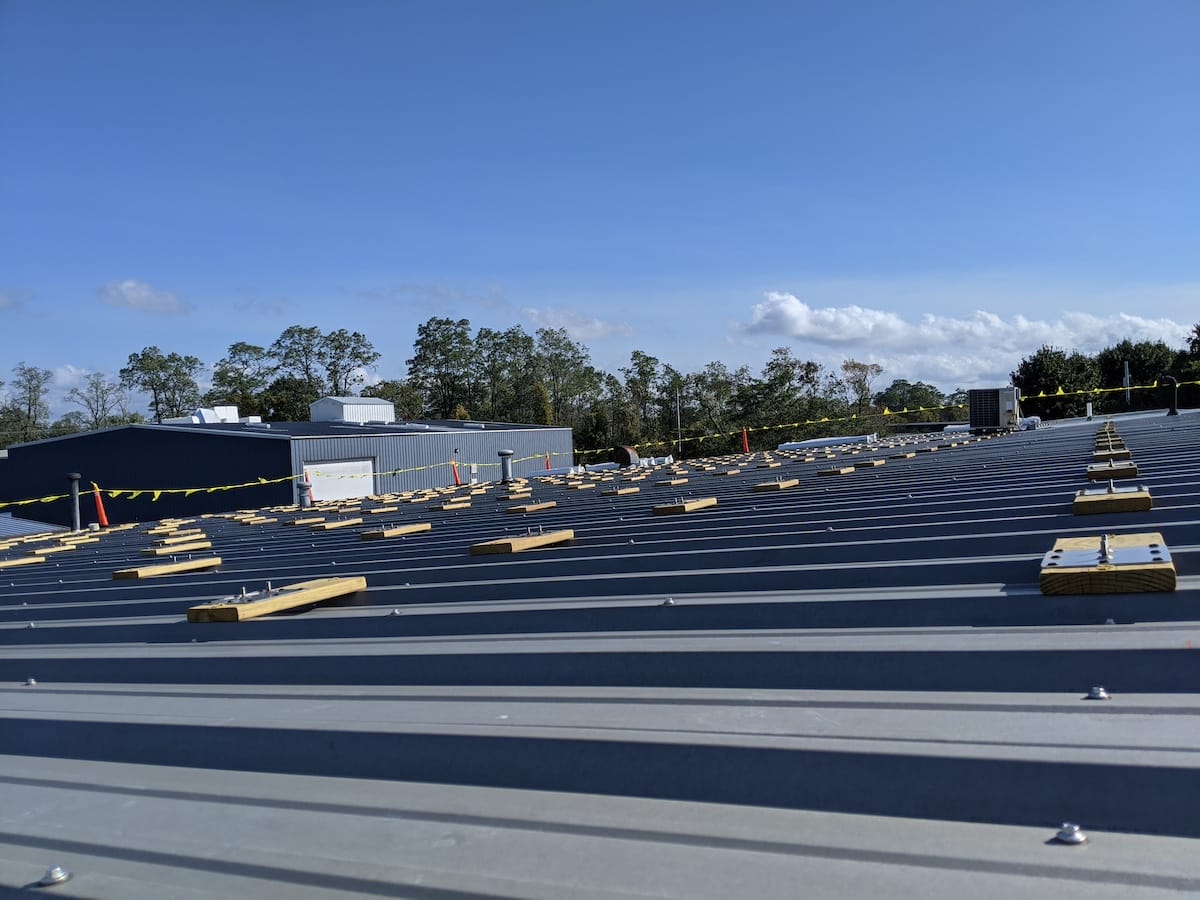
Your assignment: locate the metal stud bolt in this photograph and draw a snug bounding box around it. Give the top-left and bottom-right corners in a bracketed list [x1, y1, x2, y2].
[1055, 823, 1087, 845]
[37, 865, 71, 886]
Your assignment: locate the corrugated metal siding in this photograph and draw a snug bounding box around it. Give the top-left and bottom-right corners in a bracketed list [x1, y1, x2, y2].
[310, 397, 395, 424]
[290, 427, 574, 494]
[0, 426, 294, 526]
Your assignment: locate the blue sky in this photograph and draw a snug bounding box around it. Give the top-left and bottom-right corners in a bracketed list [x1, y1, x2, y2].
[2, 0, 1197, 416]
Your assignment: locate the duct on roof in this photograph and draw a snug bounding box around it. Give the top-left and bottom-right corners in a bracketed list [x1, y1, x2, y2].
[777, 433, 877, 450]
[310, 396, 397, 425]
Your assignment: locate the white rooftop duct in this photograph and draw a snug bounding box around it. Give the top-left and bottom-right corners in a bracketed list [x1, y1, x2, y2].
[777, 433, 877, 451]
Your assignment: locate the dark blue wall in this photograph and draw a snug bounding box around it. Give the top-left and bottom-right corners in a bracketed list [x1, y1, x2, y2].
[0, 426, 293, 526]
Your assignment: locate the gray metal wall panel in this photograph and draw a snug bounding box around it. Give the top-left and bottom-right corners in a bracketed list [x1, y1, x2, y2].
[290, 428, 574, 494]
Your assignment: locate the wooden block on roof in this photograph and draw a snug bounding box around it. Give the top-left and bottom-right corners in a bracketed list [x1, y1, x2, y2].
[1040, 532, 1175, 595]
[499, 491, 532, 501]
[287, 516, 326, 526]
[140, 540, 213, 556]
[653, 496, 718, 515]
[567, 482, 595, 490]
[1086, 460, 1139, 481]
[508, 501, 557, 514]
[470, 529, 575, 555]
[58, 535, 99, 546]
[854, 459, 886, 469]
[657, 477, 689, 486]
[756, 461, 781, 469]
[890, 452, 917, 460]
[917, 447, 938, 453]
[114, 557, 223, 579]
[601, 486, 641, 496]
[754, 478, 799, 492]
[310, 518, 363, 531]
[365, 506, 399, 514]
[153, 533, 210, 546]
[713, 468, 742, 476]
[1073, 485, 1153, 515]
[188, 575, 367, 623]
[428, 500, 471, 511]
[0, 556, 45, 569]
[1093, 448, 1132, 462]
[819, 466, 856, 476]
[362, 522, 433, 540]
[30, 540, 75, 554]
[240, 516, 278, 525]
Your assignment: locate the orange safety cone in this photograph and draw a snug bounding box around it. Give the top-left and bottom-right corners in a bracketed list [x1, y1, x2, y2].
[741, 427, 750, 454]
[450, 460, 462, 487]
[544, 452, 551, 470]
[91, 482, 109, 528]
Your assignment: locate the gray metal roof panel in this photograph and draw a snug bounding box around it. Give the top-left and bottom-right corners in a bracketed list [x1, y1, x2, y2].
[2, 410, 1199, 896]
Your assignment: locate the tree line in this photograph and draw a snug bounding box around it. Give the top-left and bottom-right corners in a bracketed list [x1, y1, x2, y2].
[3, 318, 1199, 455]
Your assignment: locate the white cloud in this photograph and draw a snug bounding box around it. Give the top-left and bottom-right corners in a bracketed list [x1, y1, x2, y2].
[100, 279, 190, 315]
[739, 290, 1192, 389]
[523, 306, 634, 341]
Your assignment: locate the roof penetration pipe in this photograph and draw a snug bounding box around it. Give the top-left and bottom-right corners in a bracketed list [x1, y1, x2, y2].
[777, 433, 877, 451]
[498, 449, 515, 483]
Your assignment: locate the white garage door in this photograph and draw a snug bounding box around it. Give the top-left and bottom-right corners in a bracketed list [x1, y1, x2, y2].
[304, 459, 375, 502]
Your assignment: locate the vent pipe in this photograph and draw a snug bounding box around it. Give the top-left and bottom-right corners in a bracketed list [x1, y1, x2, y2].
[498, 449, 515, 483]
[66, 473, 81, 532]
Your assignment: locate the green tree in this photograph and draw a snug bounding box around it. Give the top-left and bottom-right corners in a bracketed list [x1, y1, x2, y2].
[535, 327, 600, 427]
[1094, 339, 1178, 411]
[841, 358, 884, 418]
[259, 375, 320, 421]
[269, 325, 326, 396]
[4, 362, 53, 443]
[119, 347, 202, 422]
[873, 379, 947, 422]
[1010, 345, 1099, 419]
[406, 317, 474, 418]
[319, 328, 380, 396]
[66, 371, 129, 430]
[204, 342, 276, 414]
[620, 350, 660, 440]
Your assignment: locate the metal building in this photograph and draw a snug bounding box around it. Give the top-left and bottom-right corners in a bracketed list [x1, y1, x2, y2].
[0, 419, 572, 526]
[309, 395, 396, 425]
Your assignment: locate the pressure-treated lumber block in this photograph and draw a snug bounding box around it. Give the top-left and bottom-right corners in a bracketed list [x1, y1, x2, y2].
[59, 536, 100, 546]
[470, 529, 575, 555]
[188, 575, 368, 623]
[287, 516, 326, 526]
[140, 541, 213, 556]
[0, 556, 45, 569]
[428, 501, 471, 511]
[499, 491, 532, 501]
[1040, 532, 1175, 595]
[854, 459, 885, 469]
[916, 447, 938, 453]
[819, 466, 856, 476]
[1087, 459, 1139, 481]
[657, 477, 689, 486]
[114, 557, 223, 579]
[653, 496, 718, 515]
[567, 482, 595, 490]
[1073, 484, 1153, 515]
[1093, 448, 1132, 462]
[756, 461, 781, 469]
[601, 486, 641, 496]
[152, 535, 208, 549]
[890, 452, 917, 460]
[31, 544, 76, 556]
[362, 522, 433, 540]
[508, 501, 557, 514]
[240, 516, 278, 525]
[366, 505, 399, 515]
[311, 518, 363, 531]
[754, 478, 799, 492]
[713, 468, 742, 476]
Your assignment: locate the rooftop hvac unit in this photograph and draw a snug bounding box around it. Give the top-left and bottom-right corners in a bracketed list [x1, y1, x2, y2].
[968, 387, 1021, 431]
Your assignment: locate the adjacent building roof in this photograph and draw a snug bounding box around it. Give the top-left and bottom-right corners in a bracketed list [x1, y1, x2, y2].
[2, 410, 1198, 897]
